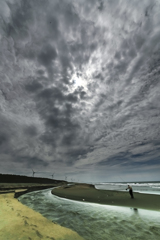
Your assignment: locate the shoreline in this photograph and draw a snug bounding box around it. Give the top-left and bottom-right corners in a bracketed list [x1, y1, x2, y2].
[0, 184, 85, 240]
[51, 184, 160, 211]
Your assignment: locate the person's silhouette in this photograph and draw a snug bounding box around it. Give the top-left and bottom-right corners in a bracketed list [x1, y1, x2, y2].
[126, 185, 134, 199]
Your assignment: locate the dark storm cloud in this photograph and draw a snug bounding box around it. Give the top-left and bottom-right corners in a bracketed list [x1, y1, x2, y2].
[98, 0, 104, 11]
[25, 80, 43, 92]
[23, 125, 38, 137]
[0, 115, 14, 152]
[14, 156, 48, 168]
[0, 132, 8, 146]
[0, 0, 160, 181]
[5, 1, 33, 40]
[38, 44, 57, 67]
[38, 87, 64, 102]
[96, 139, 160, 168]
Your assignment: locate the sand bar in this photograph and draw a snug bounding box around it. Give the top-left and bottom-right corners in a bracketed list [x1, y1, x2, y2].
[0, 191, 84, 240]
[52, 184, 160, 211]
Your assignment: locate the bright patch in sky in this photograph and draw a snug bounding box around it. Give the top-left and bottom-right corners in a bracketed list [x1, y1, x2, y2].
[70, 73, 88, 91]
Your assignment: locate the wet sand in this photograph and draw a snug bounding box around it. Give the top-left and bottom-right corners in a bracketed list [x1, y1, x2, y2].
[0, 189, 84, 240]
[52, 184, 160, 211]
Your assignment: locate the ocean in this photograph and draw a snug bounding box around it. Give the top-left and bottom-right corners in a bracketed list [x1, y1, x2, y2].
[19, 182, 160, 240]
[95, 181, 160, 195]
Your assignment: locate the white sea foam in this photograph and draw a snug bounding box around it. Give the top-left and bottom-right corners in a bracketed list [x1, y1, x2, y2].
[95, 181, 160, 195]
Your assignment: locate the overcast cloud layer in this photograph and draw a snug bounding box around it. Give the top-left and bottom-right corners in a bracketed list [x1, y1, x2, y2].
[0, 0, 160, 182]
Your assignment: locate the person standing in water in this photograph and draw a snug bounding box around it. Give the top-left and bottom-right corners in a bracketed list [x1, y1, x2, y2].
[126, 185, 134, 199]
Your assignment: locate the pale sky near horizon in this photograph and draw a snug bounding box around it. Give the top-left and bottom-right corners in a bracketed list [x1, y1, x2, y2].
[0, 0, 160, 182]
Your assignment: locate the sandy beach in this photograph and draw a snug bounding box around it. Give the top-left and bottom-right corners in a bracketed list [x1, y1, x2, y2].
[1, 181, 160, 240]
[0, 189, 84, 240]
[52, 184, 160, 211]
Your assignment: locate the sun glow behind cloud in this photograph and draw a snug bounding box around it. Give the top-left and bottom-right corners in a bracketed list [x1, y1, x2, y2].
[70, 73, 88, 90]
[70, 66, 94, 92]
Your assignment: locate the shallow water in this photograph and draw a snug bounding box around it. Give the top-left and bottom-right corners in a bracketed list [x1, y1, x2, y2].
[19, 188, 160, 240]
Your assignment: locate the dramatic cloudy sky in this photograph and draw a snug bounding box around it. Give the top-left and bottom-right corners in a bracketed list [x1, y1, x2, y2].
[0, 0, 160, 182]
